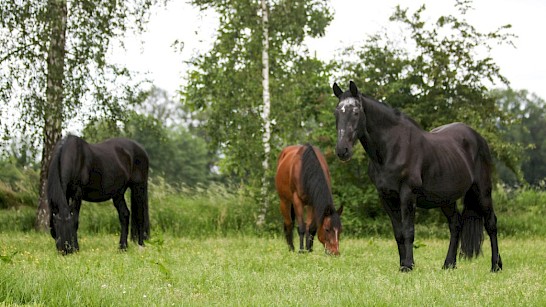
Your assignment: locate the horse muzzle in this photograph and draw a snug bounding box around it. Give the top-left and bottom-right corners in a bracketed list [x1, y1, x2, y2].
[336, 145, 353, 162]
[56, 237, 79, 255]
[325, 245, 340, 256]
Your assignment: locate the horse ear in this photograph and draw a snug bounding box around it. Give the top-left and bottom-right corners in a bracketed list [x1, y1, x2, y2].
[349, 81, 358, 97]
[333, 82, 343, 98]
[337, 204, 344, 215]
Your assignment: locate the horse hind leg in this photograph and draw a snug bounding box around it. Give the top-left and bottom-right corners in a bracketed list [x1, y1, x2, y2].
[441, 202, 461, 269]
[292, 196, 306, 253]
[478, 184, 502, 272]
[305, 206, 315, 252]
[113, 194, 130, 250]
[280, 199, 295, 252]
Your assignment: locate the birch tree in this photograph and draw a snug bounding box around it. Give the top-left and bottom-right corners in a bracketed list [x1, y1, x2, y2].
[258, 0, 271, 225]
[0, 0, 162, 230]
[184, 0, 333, 223]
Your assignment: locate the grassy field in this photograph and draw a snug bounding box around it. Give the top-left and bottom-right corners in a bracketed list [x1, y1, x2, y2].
[1, 232, 545, 306]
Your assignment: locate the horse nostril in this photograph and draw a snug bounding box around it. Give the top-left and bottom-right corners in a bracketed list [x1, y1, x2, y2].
[337, 147, 348, 158]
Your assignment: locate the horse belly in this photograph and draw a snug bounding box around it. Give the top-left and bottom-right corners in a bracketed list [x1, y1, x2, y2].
[419, 176, 470, 207]
[81, 171, 128, 202]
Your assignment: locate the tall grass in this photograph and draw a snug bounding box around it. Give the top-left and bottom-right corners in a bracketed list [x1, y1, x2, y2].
[494, 183, 546, 236]
[1, 178, 546, 238]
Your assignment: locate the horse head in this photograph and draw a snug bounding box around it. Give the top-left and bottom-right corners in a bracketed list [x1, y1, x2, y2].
[317, 205, 343, 255]
[333, 81, 365, 162]
[50, 208, 79, 254]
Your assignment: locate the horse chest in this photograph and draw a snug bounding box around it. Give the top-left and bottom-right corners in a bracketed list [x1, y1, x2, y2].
[368, 163, 406, 195]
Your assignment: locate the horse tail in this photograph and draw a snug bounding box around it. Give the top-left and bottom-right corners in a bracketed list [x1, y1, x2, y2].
[130, 181, 150, 242]
[130, 146, 150, 243]
[47, 138, 68, 236]
[460, 184, 485, 258]
[300, 144, 334, 224]
[460, 129, 493, 258]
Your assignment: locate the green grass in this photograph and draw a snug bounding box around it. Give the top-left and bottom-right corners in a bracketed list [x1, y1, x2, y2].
[1, 233, 545, 306]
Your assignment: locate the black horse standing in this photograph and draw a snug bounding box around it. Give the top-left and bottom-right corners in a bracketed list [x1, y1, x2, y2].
[333, 81, 502, 272]
[48, 135, 150, 254]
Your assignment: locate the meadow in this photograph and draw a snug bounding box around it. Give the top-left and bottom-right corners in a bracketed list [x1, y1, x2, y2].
[1, 183, 546, 306]
[1, 233, 546, 306]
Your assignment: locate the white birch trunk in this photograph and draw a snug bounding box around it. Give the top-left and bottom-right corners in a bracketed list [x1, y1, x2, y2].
[35, 0, 67, 231]
[257, 0, 271, 226]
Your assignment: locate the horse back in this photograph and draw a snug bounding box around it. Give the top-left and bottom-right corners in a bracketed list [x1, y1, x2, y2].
[87, 138, 149, 184]
[58, 137, 147, 202]
[275, 145, 331, 204]
[416, 123, 492, 203]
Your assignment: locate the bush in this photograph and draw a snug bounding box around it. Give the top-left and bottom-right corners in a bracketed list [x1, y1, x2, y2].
[1, 178, 546, 239]
[494, 183, 546, 237]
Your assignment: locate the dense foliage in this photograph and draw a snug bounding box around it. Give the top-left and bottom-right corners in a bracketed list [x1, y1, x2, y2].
[82, 89, 216, 187]
[494, 89, 546, 185]
[0, 0, 158, 151]
[1, 1, 545, 236]
[183, 0, 334, 193]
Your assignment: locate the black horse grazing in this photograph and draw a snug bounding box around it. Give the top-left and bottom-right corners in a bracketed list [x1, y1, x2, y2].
[48, 135, 150, 254]
[333, 81, 502, 272]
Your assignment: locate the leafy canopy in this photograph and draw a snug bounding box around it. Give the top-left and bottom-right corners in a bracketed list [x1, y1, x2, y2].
[334, 3, 522, 178]
[183, 0, 333, 187]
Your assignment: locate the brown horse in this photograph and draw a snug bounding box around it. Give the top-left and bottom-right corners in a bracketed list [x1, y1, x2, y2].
[275, 144, 343, 255]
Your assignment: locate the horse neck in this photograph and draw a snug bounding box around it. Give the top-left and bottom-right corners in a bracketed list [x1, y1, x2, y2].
[358, 96, 404, 163]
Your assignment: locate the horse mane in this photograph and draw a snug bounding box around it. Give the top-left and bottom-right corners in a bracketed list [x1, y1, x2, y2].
[359, 94, 423, 129]
[300, 144, 339, 226]
[47, 135, 84, 216]
[47, 137, 69, 216]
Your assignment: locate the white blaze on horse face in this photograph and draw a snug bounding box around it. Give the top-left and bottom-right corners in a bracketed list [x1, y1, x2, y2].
[338, 128, 345, 139]
[338, 98, 358, 113]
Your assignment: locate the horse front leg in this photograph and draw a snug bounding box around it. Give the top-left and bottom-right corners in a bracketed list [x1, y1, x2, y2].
[399, 186, 416, 272]
[441, 203, 461, 269]
[113, 194, 130, 250]
[381, 195, 406, 269]
[305, 206, 315, 252]
[71, 191, 83, 252]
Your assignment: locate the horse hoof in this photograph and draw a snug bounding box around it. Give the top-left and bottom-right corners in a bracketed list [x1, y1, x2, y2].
[491, 265, 502, 272]
[298, 250, 306, 254]
[442, 263, 457, 270]
[399, 266, 413, 272]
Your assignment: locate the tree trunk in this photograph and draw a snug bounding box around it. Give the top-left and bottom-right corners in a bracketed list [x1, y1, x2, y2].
[35, 0, 67, 231]
[257, 0, 271, 226]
